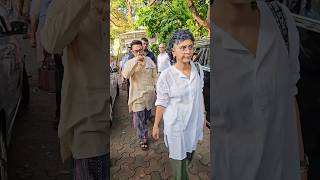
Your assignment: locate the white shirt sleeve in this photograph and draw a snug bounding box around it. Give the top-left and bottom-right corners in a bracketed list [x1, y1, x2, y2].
[281, 3, 300, 96]
[155, 74, 170, 107]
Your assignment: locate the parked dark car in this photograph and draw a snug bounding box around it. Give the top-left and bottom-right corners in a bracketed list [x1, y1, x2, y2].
[293, 14, 320, 180]
[194, 38, 210, 128]
[0, 15, 29, 180]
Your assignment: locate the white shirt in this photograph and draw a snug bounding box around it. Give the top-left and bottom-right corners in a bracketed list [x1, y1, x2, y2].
[157, 52, 171, 73]
[155, 62, 204, 160]
[212, 1, 300, 180]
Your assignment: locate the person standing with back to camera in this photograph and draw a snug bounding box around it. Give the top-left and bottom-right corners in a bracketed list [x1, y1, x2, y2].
[41, 0, 109, 179]
[212, 0, 307, 180]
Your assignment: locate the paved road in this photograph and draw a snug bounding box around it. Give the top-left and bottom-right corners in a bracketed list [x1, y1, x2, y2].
[7, 37, 72, 180]
[110, 84, 211, 180]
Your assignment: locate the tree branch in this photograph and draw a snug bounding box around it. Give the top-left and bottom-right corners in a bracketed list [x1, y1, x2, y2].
[148, 0, 157, 6]
[111, 11, 121, 21]
[187, 0, 209, 31]
[111, 19, 123, 28]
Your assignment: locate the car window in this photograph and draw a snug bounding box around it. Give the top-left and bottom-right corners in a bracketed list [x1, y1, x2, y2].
[196, 47, 210, 68]
[204, 47, 210, 68]
[280, 0, 320, 21]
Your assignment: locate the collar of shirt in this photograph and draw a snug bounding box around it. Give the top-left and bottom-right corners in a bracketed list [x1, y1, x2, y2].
[171, 63, 197, 81]
[213, 1, 277, 60]
[213, 24, 247, 51]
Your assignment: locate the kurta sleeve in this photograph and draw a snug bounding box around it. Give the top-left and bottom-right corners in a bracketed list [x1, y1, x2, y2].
[40, 0, 90, 54]
[281, 3, 301, 96]
[155, 75, 169, 108]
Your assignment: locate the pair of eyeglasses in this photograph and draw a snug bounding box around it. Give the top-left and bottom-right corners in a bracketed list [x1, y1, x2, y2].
[177, 44, 194, 52]
[132, 49, 144, 53]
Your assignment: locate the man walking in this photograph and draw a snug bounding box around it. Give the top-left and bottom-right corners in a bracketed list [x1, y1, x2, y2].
[157, 43, 171, 74]
[122, 40, 157, 151]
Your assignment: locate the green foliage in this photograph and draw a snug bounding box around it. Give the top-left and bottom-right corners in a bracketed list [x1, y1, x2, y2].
[149, 43, 159, 56]
[111, 0, 144, 41]
[136, 0, 209, 45]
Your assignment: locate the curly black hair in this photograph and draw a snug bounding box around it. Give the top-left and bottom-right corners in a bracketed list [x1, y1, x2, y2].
[166, 29, 195, 64]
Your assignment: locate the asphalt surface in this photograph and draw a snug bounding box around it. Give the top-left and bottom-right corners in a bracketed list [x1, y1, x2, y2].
[7, 36, 72, 180]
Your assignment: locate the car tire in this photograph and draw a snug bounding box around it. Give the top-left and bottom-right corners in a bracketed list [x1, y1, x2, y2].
[21, 65, 30, 108]
[0, 131, 8, 180]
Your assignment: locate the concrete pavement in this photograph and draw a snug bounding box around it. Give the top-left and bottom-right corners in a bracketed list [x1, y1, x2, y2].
[8, 36, 72, 180]
[110, 87, 211, 180]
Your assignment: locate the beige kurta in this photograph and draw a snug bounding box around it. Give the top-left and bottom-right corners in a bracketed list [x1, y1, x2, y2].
[40, 0, 109, 161]
[122, 57, 157, 113]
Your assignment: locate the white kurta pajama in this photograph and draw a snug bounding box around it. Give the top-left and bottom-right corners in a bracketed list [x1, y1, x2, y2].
[212, 1, 301, 180]
[155, 62, 205, 160]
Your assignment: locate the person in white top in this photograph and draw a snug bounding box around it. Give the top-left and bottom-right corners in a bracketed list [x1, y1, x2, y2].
[212, 1, 306, 180]
[152, 30, 205, 180]
[157, 43, 171, 74]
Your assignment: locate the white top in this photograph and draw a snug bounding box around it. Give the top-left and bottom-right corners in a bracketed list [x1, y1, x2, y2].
[212, 1, 300, 180]
[157, 52, 171, 73]
[155, 62, 205, 160]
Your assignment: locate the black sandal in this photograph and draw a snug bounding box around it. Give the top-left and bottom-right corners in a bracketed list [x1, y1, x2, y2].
[140, 142, 148, 151]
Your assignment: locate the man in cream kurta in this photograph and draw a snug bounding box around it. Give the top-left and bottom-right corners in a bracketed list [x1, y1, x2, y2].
[122, 40, 157, 149]
[40, 0, 109, 166]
